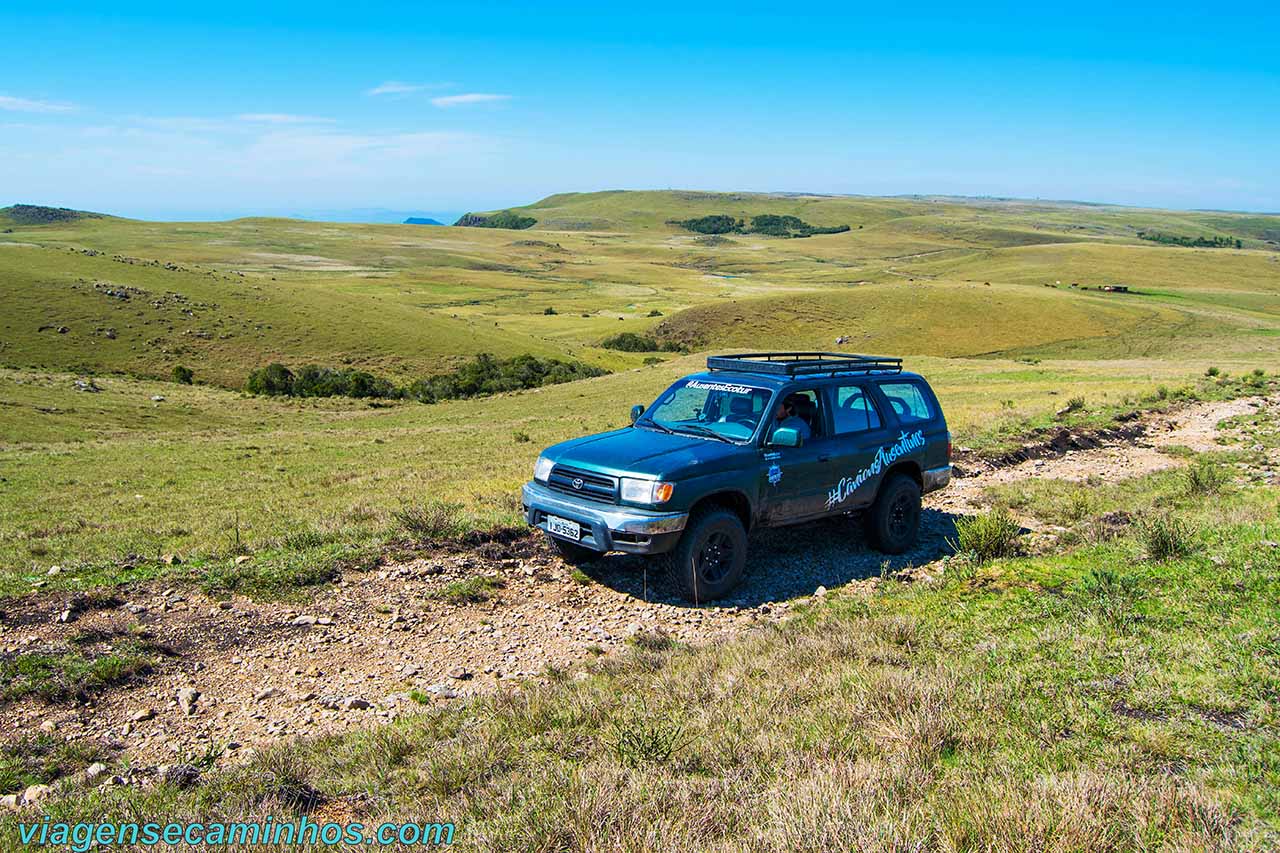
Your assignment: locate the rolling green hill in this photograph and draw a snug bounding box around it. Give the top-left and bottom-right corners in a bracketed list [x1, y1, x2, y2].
[649, 280, 1236, 359]
[2, 190, 1278, 389]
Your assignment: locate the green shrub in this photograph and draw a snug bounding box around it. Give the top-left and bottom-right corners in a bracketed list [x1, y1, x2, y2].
[1205, 366, 1220, 377]
[200, 548, 344, 598]
[245, 362, 295, 396]
[433, 575, 503, 605]
[628, 628, 677, 652]
[0, 735, 106, 793]
[600, 332, 660, 352]
[171, 365, 194, 384]
[1063, 490, 1096, 522]
[543, 307, 557, 315]
[1184, 461, 1230, 496]
[1140, 515, 1196, 560]
[290, 365, 398, 399]
[0, 643, 154, 703]
[1078, 566, 1141, 627]
[394, 501, 467, 540]
[950, 509, 1021, 565]
[608, 706, 692, 768]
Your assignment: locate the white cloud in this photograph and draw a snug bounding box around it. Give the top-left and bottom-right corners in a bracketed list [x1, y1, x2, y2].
[0, 94, 75, 113]
[133, 116, 233, 132]
[367, 81, 421, 96]
[365, 80, 455, 97]
[237, 113, 335, 124]
[431, 93, 511, 108]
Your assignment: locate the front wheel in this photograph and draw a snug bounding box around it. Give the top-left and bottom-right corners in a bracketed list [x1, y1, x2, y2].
[667, 507, 748, 603]
[547, 535, 597, 566]
[865, 475, 922, 554]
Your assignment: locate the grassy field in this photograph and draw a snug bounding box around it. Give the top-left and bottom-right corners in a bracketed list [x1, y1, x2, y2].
[0, 359, 1271, 599]
[4, 192, 1277, 387]
[4, 446, 1276, 849]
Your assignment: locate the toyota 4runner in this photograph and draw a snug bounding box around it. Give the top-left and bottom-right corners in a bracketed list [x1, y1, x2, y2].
[521, 352, 951, 601]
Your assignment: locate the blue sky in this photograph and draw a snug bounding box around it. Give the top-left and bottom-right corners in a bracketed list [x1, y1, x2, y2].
[2, 2, 1277, 219]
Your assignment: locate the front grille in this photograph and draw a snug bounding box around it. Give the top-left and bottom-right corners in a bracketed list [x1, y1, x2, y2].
[547, 465, 617, 503]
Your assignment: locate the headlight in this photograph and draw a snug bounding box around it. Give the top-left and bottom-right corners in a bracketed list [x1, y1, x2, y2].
[534, 456, 555, 483]
[620, 478, 674, 504]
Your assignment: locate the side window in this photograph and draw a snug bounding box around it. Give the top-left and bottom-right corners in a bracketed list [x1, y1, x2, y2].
[832, 384, 882, 434]
[774, 388, 825, 438]
[877, 381, 934, 424]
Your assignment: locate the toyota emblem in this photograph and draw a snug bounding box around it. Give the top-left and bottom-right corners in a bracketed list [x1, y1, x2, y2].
[572, 477, 584, 490]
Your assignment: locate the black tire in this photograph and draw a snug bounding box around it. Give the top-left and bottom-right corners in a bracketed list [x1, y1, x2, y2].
[547, 534, 597, 566]
[865, 475, 922, 554]
[667, 507, 748, 603]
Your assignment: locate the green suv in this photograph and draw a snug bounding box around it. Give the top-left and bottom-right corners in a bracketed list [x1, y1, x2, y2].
[521, 353, 951, 601]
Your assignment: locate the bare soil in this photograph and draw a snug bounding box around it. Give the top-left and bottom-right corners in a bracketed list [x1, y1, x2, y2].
[0, 395, 1269, 782]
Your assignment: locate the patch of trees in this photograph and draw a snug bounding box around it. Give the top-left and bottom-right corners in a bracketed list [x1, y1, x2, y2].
[750, 215, 851, 238]
[668, 215, 743, 235]
[454, 211, 537, 230]
[599, 333, 683, 352]
[405, 354, 606, 402]
[1138, 231, 1241, 249]
[667, 213, 851, 238]
[2, 204, 103, 225]
[246, 354, 606, 403]
[246, 364, 399, 398]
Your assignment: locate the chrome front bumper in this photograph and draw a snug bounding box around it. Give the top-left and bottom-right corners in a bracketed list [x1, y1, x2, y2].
[521, 481, 688, 554]
[922, 464, 952, 494]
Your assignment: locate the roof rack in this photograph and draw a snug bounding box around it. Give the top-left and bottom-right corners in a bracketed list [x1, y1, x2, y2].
[706, 352, 903, 377]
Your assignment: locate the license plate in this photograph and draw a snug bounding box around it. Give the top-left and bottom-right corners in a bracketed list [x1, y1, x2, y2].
[546, 514, 581, 541]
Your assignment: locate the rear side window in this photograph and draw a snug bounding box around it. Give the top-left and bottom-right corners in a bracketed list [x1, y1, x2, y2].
[878, 381, 935, 424]
[832, 384, 881, 434]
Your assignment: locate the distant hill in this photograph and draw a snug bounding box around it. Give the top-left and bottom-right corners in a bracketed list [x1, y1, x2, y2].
[1, 188, 1277, 387]
[1, 204, 108, 225]
[404, 217, 444, 226]
[472, 189, 1280, 250]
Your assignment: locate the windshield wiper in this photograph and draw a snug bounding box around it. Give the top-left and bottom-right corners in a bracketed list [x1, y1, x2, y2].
[674, 423, 733, 443]
[636, 418, 676, 435]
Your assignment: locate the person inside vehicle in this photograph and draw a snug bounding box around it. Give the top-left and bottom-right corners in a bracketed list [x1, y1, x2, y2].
[771, 393, 812, 441]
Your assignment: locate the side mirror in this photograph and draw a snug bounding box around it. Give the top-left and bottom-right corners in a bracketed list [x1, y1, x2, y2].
[769, 427, 802, 448]
[630, 404, 645, 424]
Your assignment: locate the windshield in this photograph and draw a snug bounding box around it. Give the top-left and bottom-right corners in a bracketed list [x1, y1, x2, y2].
[639, 378, 773, 443]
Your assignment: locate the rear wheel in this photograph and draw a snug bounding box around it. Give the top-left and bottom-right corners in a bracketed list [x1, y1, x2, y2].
[667, 507, 748, 603]
[865, 475, 922, 554]
[547, 535, 597, 566]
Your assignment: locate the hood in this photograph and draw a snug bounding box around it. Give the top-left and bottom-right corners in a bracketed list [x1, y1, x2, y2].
[544, 426, 746, 479]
